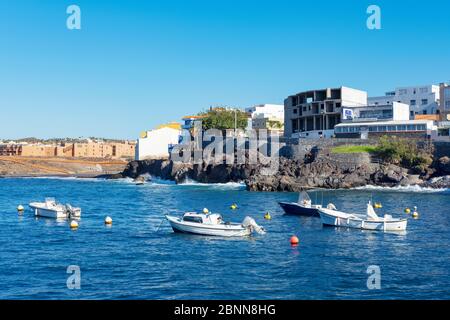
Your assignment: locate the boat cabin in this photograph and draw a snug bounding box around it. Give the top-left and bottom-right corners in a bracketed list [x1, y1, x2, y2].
[182, 212, 223, 225]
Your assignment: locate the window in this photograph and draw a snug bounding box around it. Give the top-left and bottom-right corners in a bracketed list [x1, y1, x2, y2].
[407, 125, 415, 131]
[410, 100, 416, 106]
[293, 109, 297, 114]
[421, 99, 428, 105]
[410, 111, 414, 117]
[183, 216, 203, 223]
[292, 119, 298, 132]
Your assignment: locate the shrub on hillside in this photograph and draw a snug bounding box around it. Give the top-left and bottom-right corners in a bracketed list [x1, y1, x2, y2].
[377, 136, 432, 172]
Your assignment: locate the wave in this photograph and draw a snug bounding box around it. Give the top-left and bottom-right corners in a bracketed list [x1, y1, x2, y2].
[177, 178, 246, 190]
[352, 185, 449, 193]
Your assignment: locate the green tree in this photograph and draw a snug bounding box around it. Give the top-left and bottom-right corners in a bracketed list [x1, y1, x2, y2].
[199, 108, 248, 130]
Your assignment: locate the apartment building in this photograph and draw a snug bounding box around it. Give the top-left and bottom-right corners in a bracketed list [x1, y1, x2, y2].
[284, 86, 367, 138]
[0, 141, 135, 159]
[368, 85, 440, 118]
[439, 83, 450, 120]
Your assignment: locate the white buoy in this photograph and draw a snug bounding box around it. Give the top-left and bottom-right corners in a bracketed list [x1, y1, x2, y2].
[70, 220, 79, 229]
[17, 205, 24, 213]
[105, 216, 113, 225]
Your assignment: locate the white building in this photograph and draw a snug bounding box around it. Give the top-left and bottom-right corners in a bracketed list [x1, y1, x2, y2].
[439, 83, 450, 120]
[135, 127, 181, 160]
[335, 120, 436, 139]
[246, 104, 284, 120]
[245, 104, 284, 131]
[342, 102, 410, 123]
[368, 85, 440, 118]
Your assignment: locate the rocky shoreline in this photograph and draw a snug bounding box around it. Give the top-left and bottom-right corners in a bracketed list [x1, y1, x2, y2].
[115, 155, 450, 191]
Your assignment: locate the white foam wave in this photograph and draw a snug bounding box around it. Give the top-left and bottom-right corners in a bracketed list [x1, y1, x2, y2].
[178, 178, 246, 190]
[352, 184, 449, 193]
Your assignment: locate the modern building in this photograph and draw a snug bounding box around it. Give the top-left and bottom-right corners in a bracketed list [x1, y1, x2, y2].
[284, 86, 367, 138]
[439, 83, 450, 120]
[335, 120, 436, 139]
[246, 104, 284, 132]
[368, 85, 440, 118]
[341, 102, 410, 123]
[135, 125, 181, 160]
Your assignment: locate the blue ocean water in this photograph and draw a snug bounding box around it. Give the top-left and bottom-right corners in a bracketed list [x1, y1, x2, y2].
[0, 177, 449, 300]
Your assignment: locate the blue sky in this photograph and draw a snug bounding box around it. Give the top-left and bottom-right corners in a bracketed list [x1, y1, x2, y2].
[1, 0, 449, 139]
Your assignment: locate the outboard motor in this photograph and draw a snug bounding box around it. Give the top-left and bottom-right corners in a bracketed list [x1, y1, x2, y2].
[66, 204, 76, 219]
[327, 203, 337, 210]
[242, 216, 266, 235]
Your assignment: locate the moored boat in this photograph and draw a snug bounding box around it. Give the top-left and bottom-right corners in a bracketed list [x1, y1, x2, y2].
[166, 211, 266, 237]
[29, 198, 81, 219]
[278, 191, 322, 217]
[318, 202, 407, 232]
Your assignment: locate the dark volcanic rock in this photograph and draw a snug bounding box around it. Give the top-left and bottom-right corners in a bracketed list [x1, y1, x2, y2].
[437, 157, 450, 175]
[121, 154, 449, 192]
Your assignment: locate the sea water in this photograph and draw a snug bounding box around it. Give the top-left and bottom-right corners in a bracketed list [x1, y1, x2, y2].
[0, 177, 449, 299]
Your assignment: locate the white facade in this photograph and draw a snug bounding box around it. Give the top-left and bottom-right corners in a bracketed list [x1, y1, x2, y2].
[342, 102, 410, 122]
[368, 85, 440, 118]
[136, 127, 180, 160]
[246, 104, 284, 120]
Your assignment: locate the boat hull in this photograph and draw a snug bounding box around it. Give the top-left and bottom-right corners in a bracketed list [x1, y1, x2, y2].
[29, 203, 81, 219]
[29, 205, 67, 219]
[319, 210, 407, 232]
[166, 216, 251, 237]
[278, 202, 320, 217]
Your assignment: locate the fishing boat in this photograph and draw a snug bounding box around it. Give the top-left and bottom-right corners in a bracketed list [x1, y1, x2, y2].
[278, 191, 322, 216]
[166, 211, 266, 237]
[29, 198, 81, 219]
[318, 202, 407, 232]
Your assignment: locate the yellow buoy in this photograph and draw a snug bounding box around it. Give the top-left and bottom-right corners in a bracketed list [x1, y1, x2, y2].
[203, 208, 209, 214]
[230, 204, 238, 210]
[70, 220, 79, 229]
[412, 212, 419, 219]
[404, 208, 411, 214]
[17, 205, 24, 213]
[374, 203, 382, 209]
[104, 216, 113, 225]
[264, 212, 272, 220]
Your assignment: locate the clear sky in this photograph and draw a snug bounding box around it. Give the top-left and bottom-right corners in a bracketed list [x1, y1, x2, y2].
[1, 0, 449, 139]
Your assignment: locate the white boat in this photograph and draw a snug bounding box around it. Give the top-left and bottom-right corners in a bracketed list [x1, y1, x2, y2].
[318, 202, 407, 232]
[29, 198, 81, 219]
[166, 212, 266, 237]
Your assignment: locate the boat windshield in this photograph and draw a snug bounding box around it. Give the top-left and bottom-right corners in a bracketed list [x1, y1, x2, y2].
[183, 216, 203, 224]
[298, 192, 312, 205]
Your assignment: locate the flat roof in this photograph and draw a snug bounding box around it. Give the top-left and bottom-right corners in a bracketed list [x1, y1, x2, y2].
[335, 120, 434, 127]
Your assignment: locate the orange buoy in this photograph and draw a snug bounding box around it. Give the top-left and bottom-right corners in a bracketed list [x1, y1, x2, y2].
[290, 235, 299, 246]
